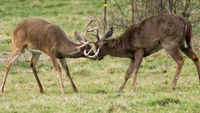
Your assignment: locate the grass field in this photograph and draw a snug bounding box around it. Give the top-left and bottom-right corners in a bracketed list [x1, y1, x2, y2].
[0, 0, 200, 113]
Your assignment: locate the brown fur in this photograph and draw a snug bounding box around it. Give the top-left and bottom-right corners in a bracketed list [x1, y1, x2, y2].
[0, 18, 94, 94]
[96, 14, 200, 92]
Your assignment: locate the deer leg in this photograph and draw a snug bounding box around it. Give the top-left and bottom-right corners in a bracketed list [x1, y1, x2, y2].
[118, 59, 135, 92]
[131, 51, 144, 92]
[51, 57, 65, 94]
[181, 47, 200, 81]
[30, 52, 43, 93]
[165, 48, 184, 91]
[0, 49, 22, 93]
[59, 58, 78, 93]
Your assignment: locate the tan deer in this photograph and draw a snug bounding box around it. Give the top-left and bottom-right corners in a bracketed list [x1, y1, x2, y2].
[85, 14, 200, 92]
[0, 18, 97, 94]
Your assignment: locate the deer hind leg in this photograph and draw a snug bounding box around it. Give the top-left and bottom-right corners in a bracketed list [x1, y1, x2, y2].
[118, 59, 135, 92]
[30, 52, 43, 93]
[181, 47, 200, 81]
[0, 48, 23, 93]
[164, 46, 184, 91]
[51, 56, 65, 94]
[59, 59, 78, 93]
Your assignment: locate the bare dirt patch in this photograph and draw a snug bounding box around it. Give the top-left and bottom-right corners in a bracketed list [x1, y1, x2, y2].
[0, 50, 51, 64]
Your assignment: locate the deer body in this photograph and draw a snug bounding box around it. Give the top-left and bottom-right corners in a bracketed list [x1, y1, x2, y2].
[1, 18, 93, 93]
[99, 14, 188, 58]
[95, 14, 200, 92]
[14, 18, 85, 58]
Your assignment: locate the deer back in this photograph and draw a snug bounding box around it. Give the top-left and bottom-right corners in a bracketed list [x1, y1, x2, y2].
[96, 14, 191, 59]
[12, 18, 83, 58]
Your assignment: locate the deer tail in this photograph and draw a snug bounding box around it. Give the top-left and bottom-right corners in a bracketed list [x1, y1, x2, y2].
[184, 22, 192, 48]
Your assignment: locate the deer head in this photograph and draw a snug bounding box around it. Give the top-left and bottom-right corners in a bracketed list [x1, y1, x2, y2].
[95, 27, 114, 60]
[69, 31, 96, 59]
[80, 17, 114, 60]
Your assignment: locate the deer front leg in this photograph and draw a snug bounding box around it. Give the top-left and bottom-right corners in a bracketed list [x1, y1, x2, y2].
[131, 51, 144, 92]
[118, 59, 135, 92]
[59, 59, 78, 93]
[51, 57, 65, 94]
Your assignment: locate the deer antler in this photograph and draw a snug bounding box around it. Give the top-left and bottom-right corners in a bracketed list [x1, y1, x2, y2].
[84, 17, 101, 40]
[77, 41, 89, 49]
[84, 47, 100, 58]
[78, 17, 101, 58]
[76, 17, 99, 48]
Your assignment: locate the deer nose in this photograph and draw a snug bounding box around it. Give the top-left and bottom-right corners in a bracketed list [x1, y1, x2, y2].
[98, 57, 103, 60]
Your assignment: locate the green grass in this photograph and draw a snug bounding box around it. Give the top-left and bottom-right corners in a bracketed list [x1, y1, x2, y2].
[0, 0, 200, 113]
[0, 0, 103, 37]
[1, 52, 200, 112]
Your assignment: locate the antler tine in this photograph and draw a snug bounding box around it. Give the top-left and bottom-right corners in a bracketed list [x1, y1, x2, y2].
[84, 17, 95, 29]
[87, 27, 98, 32]
[84, 17, 101, 40]
[83, 27, 89, 41]
[83, 27, 98, 38]
[83, 17, 96, 41]
[76, 41, 89, 49]
[70, 40, 90, 56]
[95, 27, 101, 40]
[90, 17, 101, 40]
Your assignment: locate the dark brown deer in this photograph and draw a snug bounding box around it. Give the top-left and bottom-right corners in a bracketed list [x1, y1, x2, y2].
[0, 18, 97, 94]
[86, 14, 200, 92]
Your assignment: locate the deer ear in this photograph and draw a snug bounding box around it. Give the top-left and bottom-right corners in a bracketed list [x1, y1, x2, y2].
[103, 27, 113, 38]
[74, 31, 83, 42]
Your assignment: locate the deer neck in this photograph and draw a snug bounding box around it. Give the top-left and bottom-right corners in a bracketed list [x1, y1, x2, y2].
[105, 36, 133, 58]
[56, 40, 85, 58]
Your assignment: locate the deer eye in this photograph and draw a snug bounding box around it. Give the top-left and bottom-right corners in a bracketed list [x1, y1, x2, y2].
[103, 41, 108, 47]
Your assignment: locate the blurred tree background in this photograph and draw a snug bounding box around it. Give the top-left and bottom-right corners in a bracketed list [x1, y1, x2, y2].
[105, 0, 200, 28]
[101, 0, 200, 49]
[0, 0, 200, 51]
